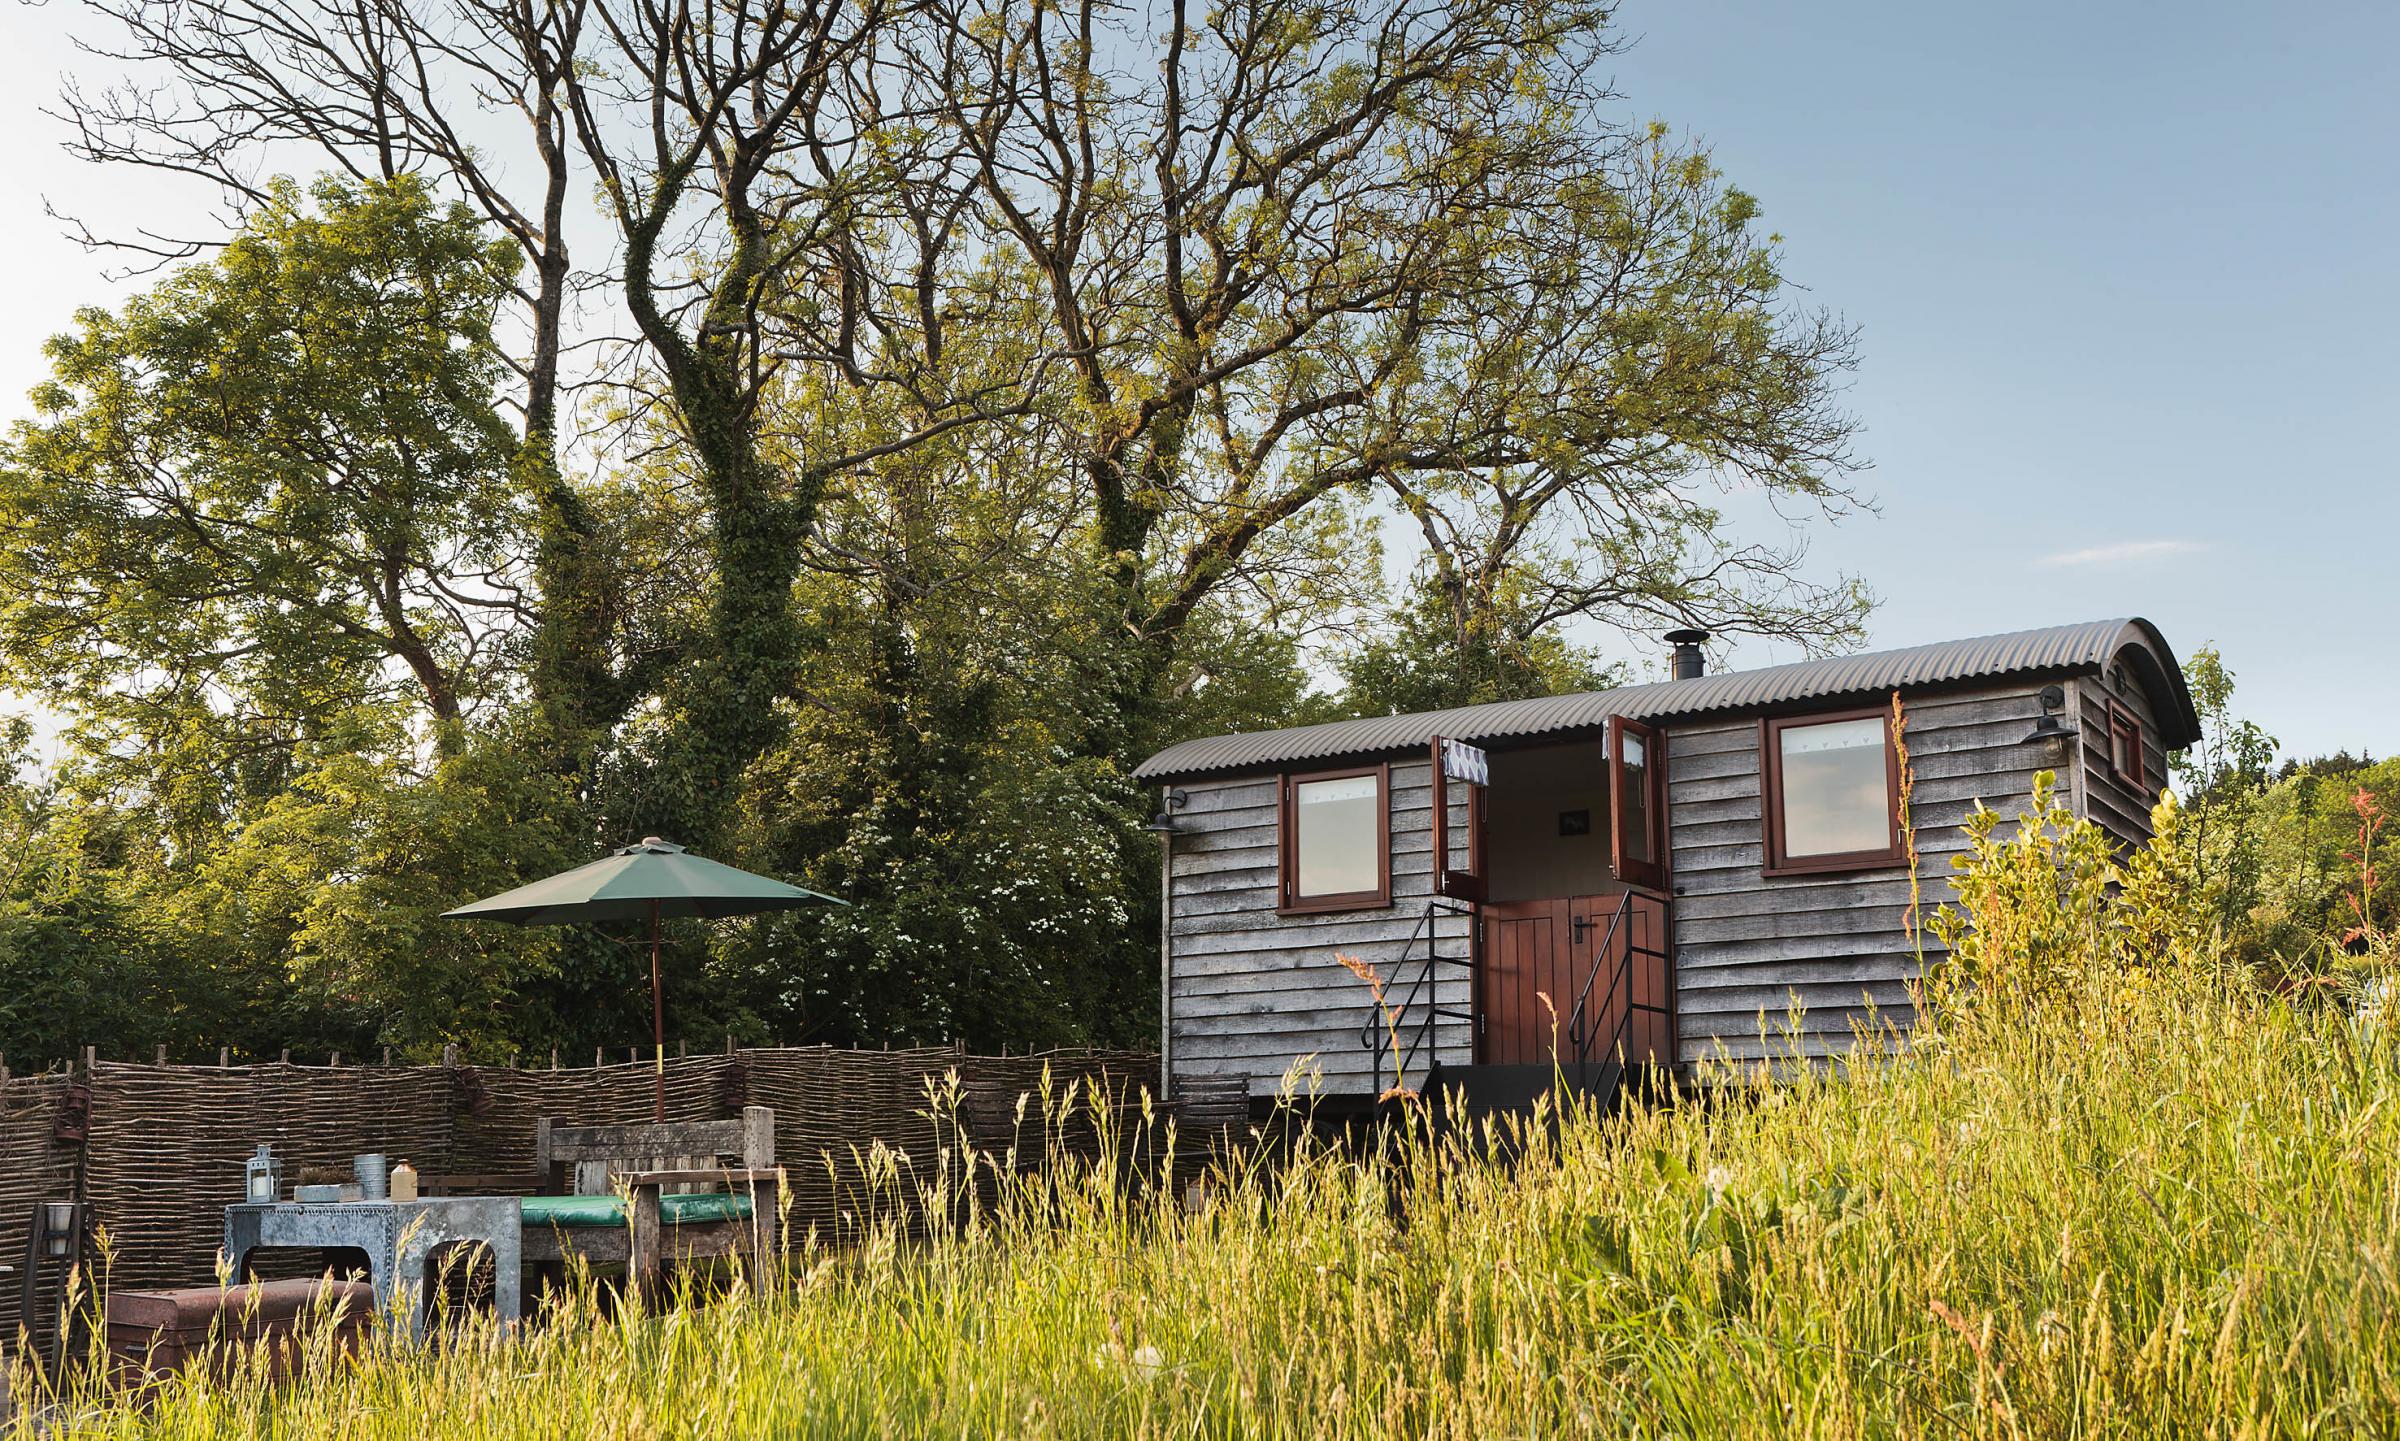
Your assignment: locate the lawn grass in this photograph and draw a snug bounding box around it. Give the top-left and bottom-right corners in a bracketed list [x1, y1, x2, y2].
[12, 958, 2396, 1440]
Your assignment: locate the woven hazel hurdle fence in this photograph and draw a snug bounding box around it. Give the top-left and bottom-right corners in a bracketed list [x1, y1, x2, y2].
[0, 1074, 79, 1367]
[1, 1045, 1167, 1364]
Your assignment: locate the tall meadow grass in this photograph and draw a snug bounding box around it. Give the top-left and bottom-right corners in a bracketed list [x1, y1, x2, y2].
[10, 794, 2399, 1438]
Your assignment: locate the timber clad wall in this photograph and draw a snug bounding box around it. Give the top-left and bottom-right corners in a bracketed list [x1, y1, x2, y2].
[2078, 664, 2172, 849]
[1663, 684, 2053, 1064]
[1162, 643, 2187, 1096]
[1167, 761, 1471, 1097]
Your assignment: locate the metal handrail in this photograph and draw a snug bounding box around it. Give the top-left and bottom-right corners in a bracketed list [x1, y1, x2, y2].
[1361, 898, 1473, 1096]
[1564, 891, 1674, 1076]
[1563, 892, 1634, 1060]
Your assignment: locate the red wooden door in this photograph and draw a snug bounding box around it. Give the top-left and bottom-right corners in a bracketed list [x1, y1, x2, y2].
[1479, 899, 1566, 1064]
[1480, 893, 1673, 1067]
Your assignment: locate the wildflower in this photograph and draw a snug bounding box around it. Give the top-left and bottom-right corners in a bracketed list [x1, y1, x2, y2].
[1704, 1164, 1734, 1198]
[1133, 1344, 1165, 1378]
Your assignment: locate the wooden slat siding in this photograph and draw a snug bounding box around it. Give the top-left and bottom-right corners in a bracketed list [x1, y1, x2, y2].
[1167, 759, 1470, 1097]
[2077, 654, 2172, 850]
[1664, 685, 2053, 1067]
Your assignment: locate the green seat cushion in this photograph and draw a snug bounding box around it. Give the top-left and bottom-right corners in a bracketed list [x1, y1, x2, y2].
[520, 1192, 755, 1229]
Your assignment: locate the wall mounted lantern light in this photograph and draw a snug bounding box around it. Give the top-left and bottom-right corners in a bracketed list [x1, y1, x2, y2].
[2022, 684, 2076, 766]
[1144, 788, 1189, 834]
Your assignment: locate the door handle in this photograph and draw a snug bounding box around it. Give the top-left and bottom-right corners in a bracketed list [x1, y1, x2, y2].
[1571, 915, 1592, 944]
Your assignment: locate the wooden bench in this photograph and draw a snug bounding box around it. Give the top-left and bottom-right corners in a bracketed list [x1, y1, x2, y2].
[520, 1106, 780, 1298]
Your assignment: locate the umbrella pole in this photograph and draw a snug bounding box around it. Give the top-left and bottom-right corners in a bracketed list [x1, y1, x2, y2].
[649, 899, 665, 1123]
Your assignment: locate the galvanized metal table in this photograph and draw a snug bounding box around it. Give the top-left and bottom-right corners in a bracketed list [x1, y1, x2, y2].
[222, 1197, 522, 1341]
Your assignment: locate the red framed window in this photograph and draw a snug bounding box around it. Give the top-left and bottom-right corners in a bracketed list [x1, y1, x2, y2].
[2107, 701, 2147, 792]
[1761, 709, 1905, 877]
[1430, 737, 1486, 902]
[1278, 763, 1391, 914]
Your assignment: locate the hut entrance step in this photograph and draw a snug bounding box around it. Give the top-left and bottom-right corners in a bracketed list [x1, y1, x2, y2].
[1420, 1059, 1626, 1127]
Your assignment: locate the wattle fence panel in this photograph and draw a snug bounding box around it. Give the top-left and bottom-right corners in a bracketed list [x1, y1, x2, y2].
[3, 1043, 1167, 1363]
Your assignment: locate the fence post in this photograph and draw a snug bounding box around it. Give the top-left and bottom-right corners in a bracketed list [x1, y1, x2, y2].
[218, 1048, 230, 1068]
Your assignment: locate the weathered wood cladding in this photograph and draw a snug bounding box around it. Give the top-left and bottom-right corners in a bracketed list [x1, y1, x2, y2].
[2077, 654, 2173, 850]
[1663, 685, 2058, 1064]
[1165, 762, 1471, 1097]
[1163, 661, 2185, 1096]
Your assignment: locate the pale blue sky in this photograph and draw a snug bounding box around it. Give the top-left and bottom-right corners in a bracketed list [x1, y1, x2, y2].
[1592, 2, 2400, 759]
[0, 2, 2392, 758]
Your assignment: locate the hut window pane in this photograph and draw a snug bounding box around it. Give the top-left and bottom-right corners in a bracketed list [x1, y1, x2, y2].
[1765, 713, 1900, 873]
[1281, 767, 1389, 910]
[1618, 731, 1653, 865]
[2108, 703, 2146, 791]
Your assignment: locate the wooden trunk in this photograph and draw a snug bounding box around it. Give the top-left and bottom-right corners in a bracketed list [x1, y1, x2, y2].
[104, 1278, 376, 1381]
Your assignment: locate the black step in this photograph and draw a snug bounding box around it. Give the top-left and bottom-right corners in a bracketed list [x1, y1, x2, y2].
[1423, 1060, 1624, 1122]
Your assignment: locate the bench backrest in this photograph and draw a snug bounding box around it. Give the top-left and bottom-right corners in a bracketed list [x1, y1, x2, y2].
[534, 1106, 775, 1195]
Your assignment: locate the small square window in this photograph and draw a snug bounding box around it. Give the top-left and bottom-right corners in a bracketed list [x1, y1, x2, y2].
[1279, 765, 1390, 913]
[1763, 710, 1903, 876]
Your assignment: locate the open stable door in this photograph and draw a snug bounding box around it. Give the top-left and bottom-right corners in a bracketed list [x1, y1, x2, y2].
[1430, 736, 1486, 901]
[1609, 717, 1667, 891]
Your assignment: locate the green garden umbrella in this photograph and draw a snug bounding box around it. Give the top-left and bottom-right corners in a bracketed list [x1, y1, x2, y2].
[444, 837, 842, 1119]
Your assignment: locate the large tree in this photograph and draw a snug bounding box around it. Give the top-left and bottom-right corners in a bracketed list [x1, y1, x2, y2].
[0, 179, 601, 1056]
[908, 0, 1867, 752]
[0, 178, 517, 778]
[56, 0, 1032, 844]
[57, 0, 643, 755]
[10, 0, 1881, 1060]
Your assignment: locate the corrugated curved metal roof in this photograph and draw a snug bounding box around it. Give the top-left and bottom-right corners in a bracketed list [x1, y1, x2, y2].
[1134, 617, 2199, 782]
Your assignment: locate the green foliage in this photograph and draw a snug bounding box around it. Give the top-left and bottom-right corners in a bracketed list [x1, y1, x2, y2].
[710, 544, 1146, 1049]
[1927, 775, 2220, 1023]
[2228, 757, 2400, 987]
[2170, 646, 2281, 940]
[0, 175, 519, 770]
[2161, 647, 2399, 993]
[0, 719, 189, 1063]
[1335, 579, 1624, 717]
[141, 732, 593, 1056]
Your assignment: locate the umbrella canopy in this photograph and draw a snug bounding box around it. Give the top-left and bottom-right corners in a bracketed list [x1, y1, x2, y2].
[443, 837, 841, 1120]
[441, 838, 842, 926]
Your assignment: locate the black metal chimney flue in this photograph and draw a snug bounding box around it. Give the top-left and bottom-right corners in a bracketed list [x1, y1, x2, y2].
[1665, 628, 1710, 681]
